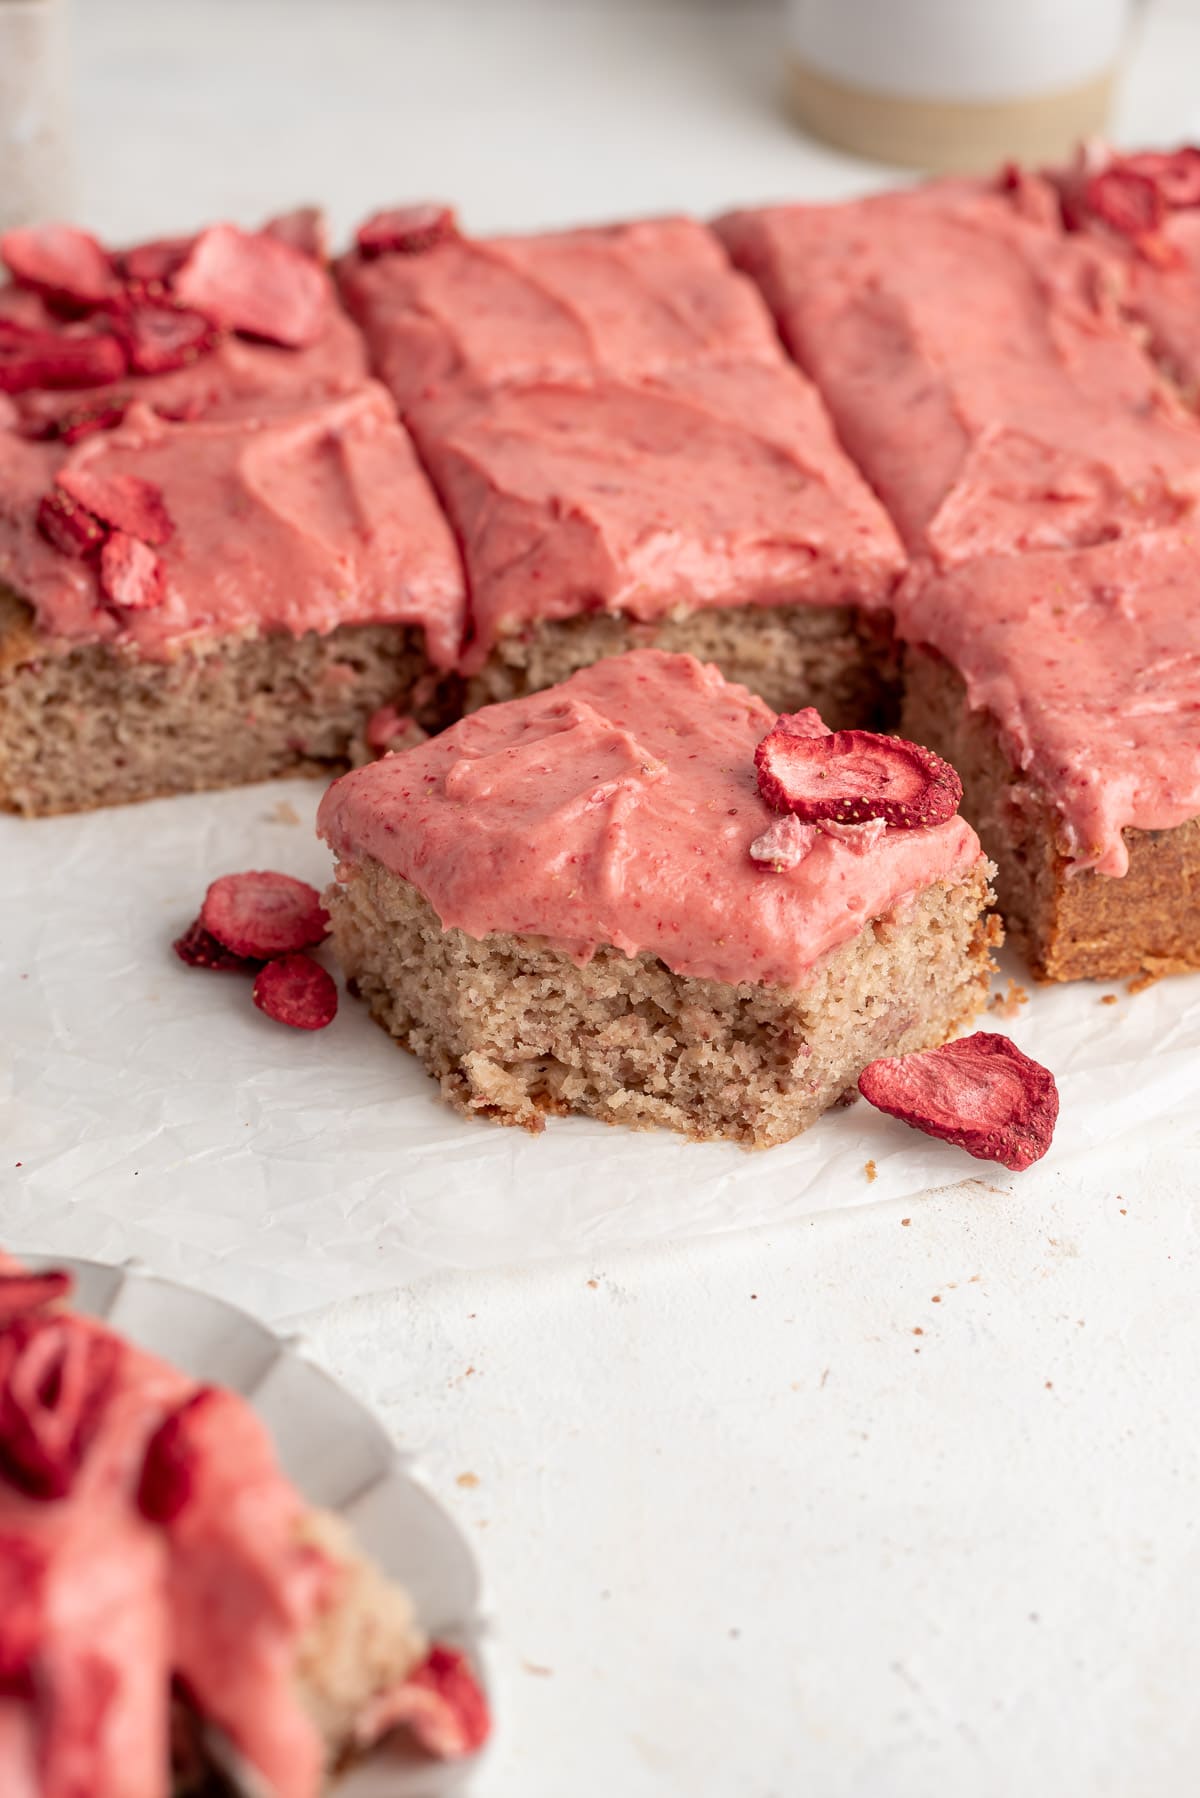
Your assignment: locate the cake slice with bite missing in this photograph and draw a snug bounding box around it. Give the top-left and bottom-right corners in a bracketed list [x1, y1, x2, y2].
[318, 649, 999, 1147]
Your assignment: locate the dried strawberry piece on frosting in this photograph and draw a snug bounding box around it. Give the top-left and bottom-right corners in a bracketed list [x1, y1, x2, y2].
[137, 1385, 229, 1523]
[173, 224, 328, 347]
[36, 486, 109, 558]
[99, 532, 165, 610]
[252, 954, 339, 1031]
[858, 1031, 1059, 1172]
[117, 233, 197, 289]
[0, 1315, 119, 1500]
[748, 813, 816, 870]
[262, 205, 328, 262]
[817, 816, 888, 853]
[356, 204, 459, 259]
[0, 318, 127, 394]
[1109, 147, 1200, 210]
[58, 465, 174, 545]
[355, 1644, 491, 1760]
[201, 870, 329, 959]
[1084, 165, 1167, 239]
[111, 300, 219, 375]
[755, 723, 962, 829]
[0, 224, 120, 309]
[172, 918, 263, 973]
[45, 399, 128, 444]
[0, 1533, 46, 1687]
[0, 1269, 72, 1324]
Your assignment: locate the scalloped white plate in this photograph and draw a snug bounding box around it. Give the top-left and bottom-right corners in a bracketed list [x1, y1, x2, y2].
[25, 1254, 490, 1798]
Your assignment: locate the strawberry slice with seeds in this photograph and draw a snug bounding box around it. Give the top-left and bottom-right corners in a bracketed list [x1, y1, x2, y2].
[356, 204, 459, 259]
[99, 532, 165, 609]
[252, 954, 338, 1030]
[174, 224, 328, 347]
[49, 399, 128, 444]
[858, 1032, 1059, 1172]
[59, 467, 174, 545]
[200, 870, 328, 959]
[755, 723, 962, 829]
[0, 319, 127, 394]
[111, 301, 219, 375]
[117, 234, 197, 289]
[356, 1645, 491, 1760]
[0, 224, 120, 309]
[36, 486, 109, 558]
[262, 205, 328, 262]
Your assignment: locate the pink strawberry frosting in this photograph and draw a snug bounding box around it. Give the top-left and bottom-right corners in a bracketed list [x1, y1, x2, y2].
[409, 361, 904, 672]
[0, 385, 466, 666]
[338, 214, 783, 411]
[318, 649, 983, 988]
[715, 177, 1200, 564]
[0, 1273, 332, 1798]
[896, 530, 1200, 877]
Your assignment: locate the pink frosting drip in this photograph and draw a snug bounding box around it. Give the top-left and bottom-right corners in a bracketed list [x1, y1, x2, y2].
[318, 649, 982, 988]
[0, 1298, 332, 1798]
[409, 362, 904, 672]
[715, 178, 1200, 564]
[0, 385, 466, 665]
[337, 215, 784, 411]
[0, 279, 368, 433]
[896, 530, 1200, 876]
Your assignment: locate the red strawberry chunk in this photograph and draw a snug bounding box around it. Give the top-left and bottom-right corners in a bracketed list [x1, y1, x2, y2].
[58, 467, 174, 545]
[755, 724, 962, 829]
[111, 301, 218, 375]
[137, 1386, 229, 1523]
[0, 1316, 118, 1500]
[748, 814, 815, 870]
[99, 532, 165, 610]
[0, 319, 127, 395]
[1084, 166, 1166, 240]
[172, 918, 263, 973]
[117, 234, 197, 289]
[858, 1032, 1059, 1172]
[1119, 148, 1200, 210]
[0, 224, 120, 309]
[262, 206, 328, 261]
[36, 487, 109, 558]
[252, 954, 338, 1031]
[359, 1645, 491, 1760]
[0, 1534, 47, 1685]
[174, 224, 328, 347]
[49, 400, 128, 444]
[0, 1269, 73, 1324]
[356, 204, 459, 259]
[200, 870, 328, 959]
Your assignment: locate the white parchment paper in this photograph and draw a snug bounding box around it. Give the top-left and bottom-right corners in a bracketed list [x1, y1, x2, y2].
[3, 778, 1198, 1320]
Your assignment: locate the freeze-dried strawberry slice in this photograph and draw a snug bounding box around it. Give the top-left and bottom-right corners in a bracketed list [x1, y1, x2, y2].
[0, 320, 126, 394]
[0, 1534, 46, 1685]
[117, 234, 197, 288]
[112, 301, 218, 375]
[47, 399, 128, 444]
[252, 954, 338, 1031]
[1119, 148, 1200, 210]
[174, 224, 328, 347]
[36, 486, 108, 558]
[357, 1645, 490, 1760]
[58, 466, 174, 545]
[748, 814, 816, 870]
[1084, 166, 1165, 240]
[0, 224, 119, 309]
[817, 816, 888, 853]
[0, 1269, 72, 1324]
[99, 532, 165, 610]
[137, 1386, 227, 1523]
[262, 205, 327, 261]
[755, 725, 962, 829]
[356, 204, 459, 259]
[200, 870, 328, 958]
[0, 1316, 118, 1500]
[172, 918, 263, 973]
[858, 1032, 1059, 1172]
[770, 706, 831, 741]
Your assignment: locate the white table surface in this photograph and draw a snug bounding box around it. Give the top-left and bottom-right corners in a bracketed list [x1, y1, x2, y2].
[7, 3, 1200, 1793]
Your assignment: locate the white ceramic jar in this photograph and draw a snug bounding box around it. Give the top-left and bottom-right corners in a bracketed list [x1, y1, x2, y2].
[0, 0, 74, 231]
[786, 0, 1133, 172]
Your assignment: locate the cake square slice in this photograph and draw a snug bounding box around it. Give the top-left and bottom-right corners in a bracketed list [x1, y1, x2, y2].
[337, 212, 784, 411]
[0, 384, 466, 814]
[897, 530, 1200, 982]
[408, 362, 906, 726]
[318, 649, 997, 1147]
[715, 175, 1200, 564]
